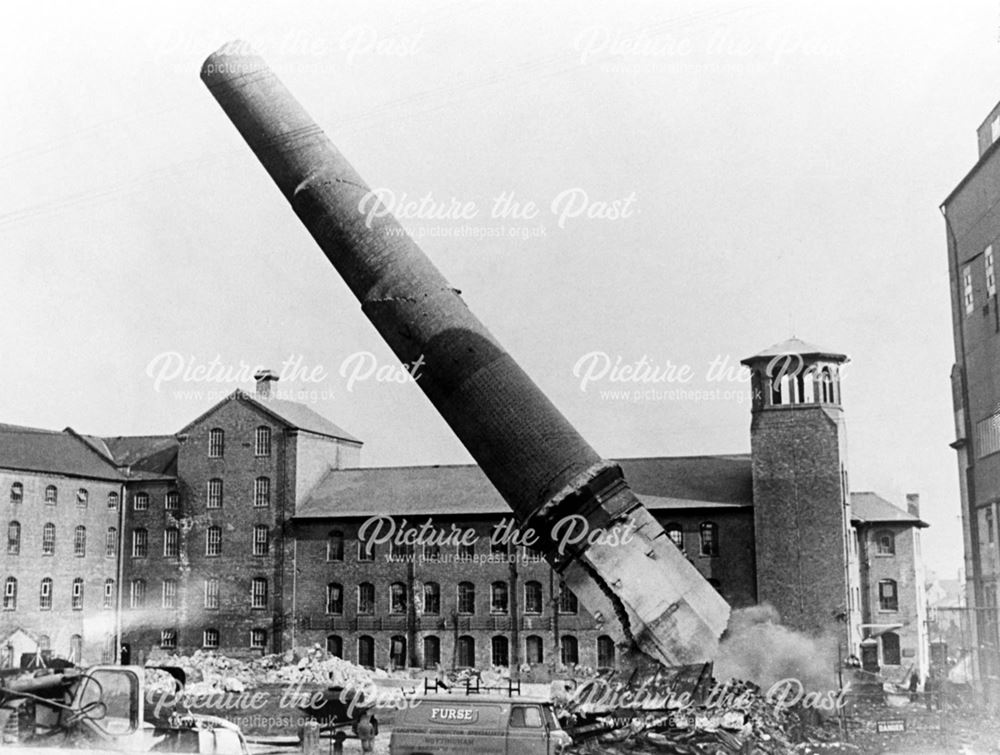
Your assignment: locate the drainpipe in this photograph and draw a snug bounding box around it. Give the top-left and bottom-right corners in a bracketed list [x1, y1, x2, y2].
[115, 477, 126, 664]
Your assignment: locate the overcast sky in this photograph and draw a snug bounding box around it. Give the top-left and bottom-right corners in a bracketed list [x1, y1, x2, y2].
[1, 0, 992, 579]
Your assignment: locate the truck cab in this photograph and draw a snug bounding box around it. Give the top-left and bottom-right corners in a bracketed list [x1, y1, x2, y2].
[390, 693, 571, 755]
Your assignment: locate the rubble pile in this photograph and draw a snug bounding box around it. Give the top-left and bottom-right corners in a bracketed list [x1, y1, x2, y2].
[148, 645, 379, 694]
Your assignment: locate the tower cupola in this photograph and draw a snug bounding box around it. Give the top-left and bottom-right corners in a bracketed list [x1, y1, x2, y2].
[740, 338, 848, 411]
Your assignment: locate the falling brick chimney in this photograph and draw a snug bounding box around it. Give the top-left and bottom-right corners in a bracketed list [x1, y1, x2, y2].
[906, 493, 920, 518]
[254, 369, 278, 399]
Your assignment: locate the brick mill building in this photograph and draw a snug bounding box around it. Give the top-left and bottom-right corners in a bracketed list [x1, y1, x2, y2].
[0, 340, 928, 678]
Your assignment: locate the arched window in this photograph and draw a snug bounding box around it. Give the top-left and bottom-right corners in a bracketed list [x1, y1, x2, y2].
[878, 579, 898, 611]
[42, 523, 55, 555]
[205, 526, 222, 556]
[74, 526, 86, 557]
[129, 579, 146, 608]
[358, 635, 375, 668]
[326, 583, 343, 614]
[204, 578, 220, 609]
[457, 582, 475, 614]
[44, 485, 57, 505]
[103, 578, 115, 609]
[327, 530, 344, 561]
[254, 477, 270, 507]
[10, 482, 22, 503]
[105, 527, 118, 558]
[250, 628, 267, 649]
[390, 635, 407, 668]
[457, 541, 475, 561]
[665, 523, 683, 550]
[491, 635, 509, 667]
[252, 525, 269, 556]
[875, 530, 895, 556]
[133, 492, 149, 511]
[132, 528, 148, 558]
[107, 491, 119, 510]
[525, 635, 543, 664]
[255, 426, 271, 457]
[597, 635, 616, 669]
[71, 578, 84, 610]
[558, 583, 578, 614]
[208, 428, 225, 458]
[699, 522, 719, 556]
[203, 629, 220, 649]
[358, 583, 375, 615]
[164, 528, 179, 558]
[423, 636, 440, 669]
[162, 579, 177, 609]
[491, 581, 509, 614]
[3, 577, 17, 610]
[389, 540, 413, 560]
[39, 577, 53, 610]
[423, 582, 440, 614]
[77, 488, 89, 508]
[358, 539, 375, 562]
[389, 582, 407, 614]
[165, 491, 179, 511]
[881, 632, 901, 665]
[69, 634, 83, 663]
[326, 635, 343, 658]
[423, 542, 441, 561]
[207, 479, 223, 508]
[524, 581, 542, 614]
[250, 578, 268, 609]
[456, 635, 476, 668]
[7, 521, 20, 555]
[560, 635, 579, 666]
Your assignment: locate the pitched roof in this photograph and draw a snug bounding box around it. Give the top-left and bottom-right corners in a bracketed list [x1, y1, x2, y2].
[741, 338, 847, 364]
[851, 492, 928, 528]
[0, 424, 125, 481]
[102, 435, 179, 477]
[295, 454, 752, 519]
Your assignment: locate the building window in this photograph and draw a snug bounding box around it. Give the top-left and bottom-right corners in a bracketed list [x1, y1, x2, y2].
[10, 482, 22, 503]
[252, 525, 269, 556]
[326, 583, 343, 614]
[250, 629, 267, 650]
[204, 578, 220, 610]
[699, 522, 719, 556]
[988, 245, 997, 297]
[964, 265, 975, 314]
[107, 491, 119, 510]
[491, 635, 510, 667]
[44, 485, 57, 505]
[326, 635, 343, 658]
[423, 582, 440, 614]
[597, 635, 616, 669]
[209, 428, 225, 458]
[7, 521, 20, 555]
[389, 582, 407, 614]
[358, 540, 375, 562]
[524, 581, 543, 614]
[74, 526, 86, 557]
[456, 635, 475, 668]
[205, 526, 221, 556]
[255, 426, 271, 457]
[3, 577, 16, 610]
[71, 578, 84, 610]
[129, 579, 146, 608]
[207, 479, 223, 508]
[491, 538, 508, 556]
[390, 635, 407, 668]
[133, 492, 148, 511]
[558, 583, 578, 614]
[665, 523, 683, 550]
[881, 631, 901, 665]
[358, 583, 375, 615]
[423, 542, 441, 561]
[254, 477, 270, 507]
[457, 542, 475, 561]
[165, 491, 179, 511]
[106, 527, 117, 558]
[132, 528, 148, 558]
[203, 629, 219, 649]
[875, 530, 896, 555]
[162, 579, 178, 609]
[878, 579, 898, 611]
[160, 629, 177, 649]
[103, 579, 115, 609]
[163, 528, 179, 558]
[358, 635, 375, 668]
[250, 578, 268, 609]
[42, 522, 55, 555]
[389, 540, 413, 560]
[39, 578, 52, 610]
[457, 582, 475, 614]
[491, 581, 509, 614]
[560, 635, 579, 666]
[525, 635, 543, 664]
[327, 530, 344, 561]
[77, 488, 88, 508]
[423, 636, 440, 669]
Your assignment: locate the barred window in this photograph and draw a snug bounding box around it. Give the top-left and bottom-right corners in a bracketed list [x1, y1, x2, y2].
[10, 482, 22, 503]
[255, 426, 271, 457]
[251, 578, 267, 609]
[107, 491, 119, 510]
[160, 629, 177, 649]
[254, 477, 270, 508]
[203, 629, 219, 649]
[3, 577, 16, 610]
[326, 583, 343, 614]
[105, 527, 118, 558]
[252, 525, 269, 556]
[207, 479, 223, 508]
[250, 629, 267, 649]
[162, 579, 178, 609]
[129, 579, 146, 608]
[74, 526, 86, 557]
[44, 485, 57, 505]
[103, 578, 115, 609]
[7, 521, 20, 555]
[39, 578, 52, 610]
[77, 489, 88, 508]
[163, 528, 179, 558]
[165, 491, 179, 511]
[204, 578, 220, 609]
[132, 528, 148, 558]
[42, 523, 55, 555]
[71, 578, 84, 610]
[133, 492, 148, 511]
[209, 428, 224, 458]
[205, 526, 222, 557]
